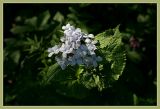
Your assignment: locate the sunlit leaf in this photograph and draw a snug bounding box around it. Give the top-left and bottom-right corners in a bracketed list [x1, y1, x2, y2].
[44, 63, 60, 83]
[95, 25, 126, 80]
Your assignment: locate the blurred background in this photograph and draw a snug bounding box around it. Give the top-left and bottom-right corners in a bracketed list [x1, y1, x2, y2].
[3, 3, 157, 105]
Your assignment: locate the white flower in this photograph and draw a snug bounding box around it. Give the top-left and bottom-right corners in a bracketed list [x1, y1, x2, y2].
[62, 23, 75, 30]
[60, 37, 66, 42]
[47, 45, 59, 52]
[55, 57, 67, 70]
[86, 43, 97, 53]
[83, 34, 88, 38]
[48, 45, 59, 57]
[85, 38, 91, 44]
[62, 52, 67, 58]
[47, 23, 102, 70]
[92, 40, 98, 44]
[88, 34, 94, 39]
[64, 30, 73, 36]
[48, 52, 54, 57]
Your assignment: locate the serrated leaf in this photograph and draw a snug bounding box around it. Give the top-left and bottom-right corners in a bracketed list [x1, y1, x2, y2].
[111, 45, 126, 75]
[79, 72, 97, 89]
[95, 25, 121, 49]
[42, 63, 61, 83]
[95, 31, 108, 48]
[78, 72, 106, 91]
[95, 25, 126, 80]
[113, 24, 121, 37]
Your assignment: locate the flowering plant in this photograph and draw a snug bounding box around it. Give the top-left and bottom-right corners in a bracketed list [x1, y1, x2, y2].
[45, 23, 126, 99]
[4, 4, 156, 105]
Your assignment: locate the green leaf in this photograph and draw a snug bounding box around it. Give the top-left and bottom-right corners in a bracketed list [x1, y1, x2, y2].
[95, 25, 121, 49]
[10, 25, 34, 34]
[78, 71, 106, 91]
[79, 72, 97, 89]
[38, 10, 51, 28]
[24, 35, 42, 53]
[56, 30, 64, 38]
[93, 74, 100, 85]
[95, 76, 106, 91]
[127, 51, 142, 63]
[42, 65, 89, 99]
[10, 50, 21, 64]
[53, 11, 64, 23]
[133, 94, 138, 105]
[69, 7, 78, 15]
[113, 24, 121, 37]
[111, 45, 126, 75]
[76, 65, 84, 79]
[95, 25, 126, 80]
[24, 16, 37, 27]
[41, 63, 61, 84]
[5, 95, 16, 103]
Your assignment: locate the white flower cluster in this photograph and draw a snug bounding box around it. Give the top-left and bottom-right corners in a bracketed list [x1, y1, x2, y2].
[48, 23, 102, 70]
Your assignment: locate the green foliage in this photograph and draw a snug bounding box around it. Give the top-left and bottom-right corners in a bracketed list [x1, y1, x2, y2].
[10, 10, 51, 35]
[10, 25, 34, 34]
[40, 63, 60, 83]
[4, 4, 156, 105]
[95, 25, 126, 79]
[40, 65, 90, 99]
[38, 10, 51, 28]
[38, 25, 126, 98]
